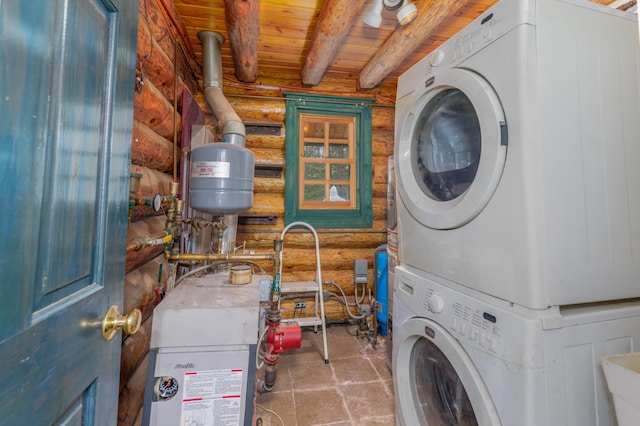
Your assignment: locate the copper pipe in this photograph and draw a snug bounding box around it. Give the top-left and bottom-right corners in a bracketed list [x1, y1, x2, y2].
[164, 251, 275, 262]
[126, 231, 171, 252]
[173, 36, 179, 181]
[126, 240, 142, 253]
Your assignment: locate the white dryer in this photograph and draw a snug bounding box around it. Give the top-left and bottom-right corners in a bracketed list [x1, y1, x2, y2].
[393, 264, 640, 426]
[394, 0, 640, 309]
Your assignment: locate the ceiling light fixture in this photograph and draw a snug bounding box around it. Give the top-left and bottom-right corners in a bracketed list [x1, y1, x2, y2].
[382, 0, 403, 11]
[395, 1, 418, 25]
[363, 0, 384, 28]
[363, 0, 418, 28]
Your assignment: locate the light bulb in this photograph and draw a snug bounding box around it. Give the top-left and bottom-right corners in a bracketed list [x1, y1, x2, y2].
[397, 2, 418, 25]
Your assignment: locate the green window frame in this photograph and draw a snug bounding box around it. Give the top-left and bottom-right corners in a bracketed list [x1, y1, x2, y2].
[284, 93, 373, 228]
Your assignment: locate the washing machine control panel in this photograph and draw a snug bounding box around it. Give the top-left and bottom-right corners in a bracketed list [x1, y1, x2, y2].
[422, 287, 502, 353]
[450, 301, 501, 352]
[398, 266, 546, 365]
[419, 14, 497, 78]
[426, 3, 533, 71]
[425, 284, 518, 358]
[424, 12, 497, 67]
[451, 23, 494, 63]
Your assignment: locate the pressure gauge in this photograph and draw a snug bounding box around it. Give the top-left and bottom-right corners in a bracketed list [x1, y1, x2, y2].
[383, 0, 404, 11]
[155, 376, 179, 400]
[152, 193, 162, 211]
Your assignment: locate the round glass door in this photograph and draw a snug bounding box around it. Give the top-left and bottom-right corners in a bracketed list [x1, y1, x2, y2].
[413, 89, 481, 202]
[393, 317, 500, 426]
[395, 69, 507, 229]
[411, 337, 477, 425]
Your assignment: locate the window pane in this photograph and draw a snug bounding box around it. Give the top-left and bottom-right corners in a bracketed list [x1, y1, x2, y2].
[329, 143, 349, 159]
[330, 164, 350, 180]
[329, 185, 350, 201]
[304, 121, 325, 138]
[285, 95, 372, 226]
[304, 184, 325, 201]
[305, 163, 325, 180]
[329, 122, 349, 140]
[304, 143, 324, 158]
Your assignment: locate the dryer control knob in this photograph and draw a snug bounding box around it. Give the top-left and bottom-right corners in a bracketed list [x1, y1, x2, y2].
[428, 294, 445, 313]
[430, 49, 445, 67]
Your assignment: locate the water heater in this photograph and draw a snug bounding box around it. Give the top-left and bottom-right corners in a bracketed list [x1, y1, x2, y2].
[142, 273, 263, 426]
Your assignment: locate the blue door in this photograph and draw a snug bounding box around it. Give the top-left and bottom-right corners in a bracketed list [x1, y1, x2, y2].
[0, 0, 137, 423]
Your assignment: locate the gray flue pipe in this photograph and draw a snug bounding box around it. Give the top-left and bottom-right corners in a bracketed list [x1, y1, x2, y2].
[197, 31, 247, 254]
[197, 31, 246, 146]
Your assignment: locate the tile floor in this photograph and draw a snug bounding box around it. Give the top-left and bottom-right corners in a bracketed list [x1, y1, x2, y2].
[254, 324, 395, 425]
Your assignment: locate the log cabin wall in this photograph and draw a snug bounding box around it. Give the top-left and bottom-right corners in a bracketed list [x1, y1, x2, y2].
[119, 0, 201, 424]
[120, 2, 395, 425]
[192, 77, 395, 323]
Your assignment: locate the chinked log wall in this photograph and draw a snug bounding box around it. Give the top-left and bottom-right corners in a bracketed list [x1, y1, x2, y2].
[194, 80, 394, 325]
[120, 1, 395, 424]
[119, 0, 200, 424]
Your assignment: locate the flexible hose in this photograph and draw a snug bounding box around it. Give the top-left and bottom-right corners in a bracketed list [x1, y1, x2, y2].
[256, 326, 269, 370]
[324, 281, 367, 320]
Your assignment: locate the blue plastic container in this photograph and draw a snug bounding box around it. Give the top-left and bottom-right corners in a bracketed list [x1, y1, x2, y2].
[374, 245, 388, 336]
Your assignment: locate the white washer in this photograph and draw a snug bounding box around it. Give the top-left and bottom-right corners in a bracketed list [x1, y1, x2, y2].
[393, 264, 640, 426]
[394, 0, 640, 309]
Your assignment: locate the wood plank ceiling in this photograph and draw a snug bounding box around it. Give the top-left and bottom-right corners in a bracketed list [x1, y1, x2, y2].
[172, 0, 634, 93]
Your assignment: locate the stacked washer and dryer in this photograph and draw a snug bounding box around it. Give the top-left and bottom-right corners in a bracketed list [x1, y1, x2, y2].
[392, 0, 640, 424]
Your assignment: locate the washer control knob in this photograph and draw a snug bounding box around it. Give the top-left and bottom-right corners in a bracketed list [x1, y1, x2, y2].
[430, 49, 445, 67]
[428, 294, 445, 313]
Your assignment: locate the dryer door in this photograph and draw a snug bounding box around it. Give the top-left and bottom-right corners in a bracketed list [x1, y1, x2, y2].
[396, 69, 507, 229]
[393, 317, 500, 426]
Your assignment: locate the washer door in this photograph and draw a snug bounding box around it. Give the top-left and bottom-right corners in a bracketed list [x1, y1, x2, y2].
[396, 69, 507, 229]
[393, 317, 500, 426]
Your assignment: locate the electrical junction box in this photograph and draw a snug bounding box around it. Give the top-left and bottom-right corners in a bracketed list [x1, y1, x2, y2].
[354, 259, 368, 284]
[142, 273, 263, 426]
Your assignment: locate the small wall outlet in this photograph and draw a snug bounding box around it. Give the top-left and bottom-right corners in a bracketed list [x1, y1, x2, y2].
[295, 301, 307, 309]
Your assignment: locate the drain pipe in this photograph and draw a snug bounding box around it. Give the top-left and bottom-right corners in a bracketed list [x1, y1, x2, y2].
[197, 31, 246, 254]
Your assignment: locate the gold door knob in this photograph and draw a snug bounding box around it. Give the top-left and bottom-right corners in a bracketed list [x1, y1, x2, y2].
[102, 305, 142, 341]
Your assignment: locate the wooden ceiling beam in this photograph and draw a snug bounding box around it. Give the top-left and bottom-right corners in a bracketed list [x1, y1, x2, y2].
[223, 0, 259, 82]
[301, 0, 367, 86]
[359, 0, 471, 89]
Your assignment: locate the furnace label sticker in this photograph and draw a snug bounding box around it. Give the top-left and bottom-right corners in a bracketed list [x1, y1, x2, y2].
[191, 161, 231, 178]
[181, 369, 243, 426]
